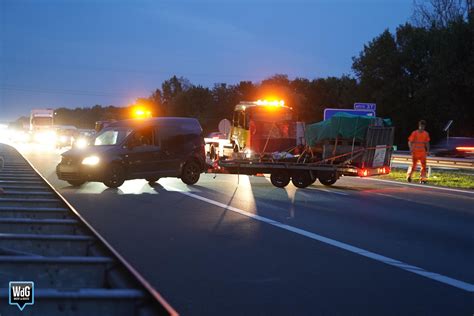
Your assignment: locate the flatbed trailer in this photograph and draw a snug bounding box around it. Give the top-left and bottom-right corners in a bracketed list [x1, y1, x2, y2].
[217, 126, 395, 188]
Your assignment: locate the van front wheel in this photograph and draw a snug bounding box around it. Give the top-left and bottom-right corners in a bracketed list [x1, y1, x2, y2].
[103, 164, 125, 188]
[181, 161, 201, 185]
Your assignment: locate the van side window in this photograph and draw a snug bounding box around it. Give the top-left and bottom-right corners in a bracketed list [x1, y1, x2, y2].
[153, 127, 160, 146]
[159, 125, 179, 151]
[131, 127, 153, 147]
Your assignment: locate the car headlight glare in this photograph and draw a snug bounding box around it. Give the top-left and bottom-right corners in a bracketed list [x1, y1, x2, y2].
[75, 138, 88, 149]
[82, 156, 100, 165]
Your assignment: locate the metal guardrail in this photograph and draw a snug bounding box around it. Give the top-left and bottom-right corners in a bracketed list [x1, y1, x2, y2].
[0, 144, 178, 316]
[391, 153, 474, 170]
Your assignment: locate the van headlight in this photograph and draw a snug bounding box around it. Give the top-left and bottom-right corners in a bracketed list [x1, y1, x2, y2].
[82, 156, 100, 166]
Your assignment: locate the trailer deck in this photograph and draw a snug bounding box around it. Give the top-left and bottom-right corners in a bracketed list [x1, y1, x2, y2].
[216, 126, 395, 188]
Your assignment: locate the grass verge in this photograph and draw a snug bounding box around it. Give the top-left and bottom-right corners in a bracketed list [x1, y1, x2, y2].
[380, 168, 474, 190]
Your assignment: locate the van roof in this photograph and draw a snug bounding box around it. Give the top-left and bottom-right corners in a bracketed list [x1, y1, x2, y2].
[108, 117, 201, 129]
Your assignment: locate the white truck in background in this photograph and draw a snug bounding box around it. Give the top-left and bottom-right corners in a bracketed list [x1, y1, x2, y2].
[30, 108, 56, 143]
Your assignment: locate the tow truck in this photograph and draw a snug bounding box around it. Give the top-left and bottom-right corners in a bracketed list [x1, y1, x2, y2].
[30, 108, 56, 144]
[206, 99, 303, 161]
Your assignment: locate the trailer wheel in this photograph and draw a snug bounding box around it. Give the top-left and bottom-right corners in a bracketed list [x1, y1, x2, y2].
[270, 172, 290, 188]
[319, 176, 337, 186]
[291, 171, 312, 188]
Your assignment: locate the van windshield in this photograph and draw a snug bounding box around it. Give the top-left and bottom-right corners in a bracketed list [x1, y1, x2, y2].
[94, 128, 132, 146]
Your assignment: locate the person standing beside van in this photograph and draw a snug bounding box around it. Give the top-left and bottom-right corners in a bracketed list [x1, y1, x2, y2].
[407, 120, 430, 184]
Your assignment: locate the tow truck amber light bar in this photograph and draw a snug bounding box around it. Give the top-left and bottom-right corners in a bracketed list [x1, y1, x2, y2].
[256, 99, 285, 106]
[456, 146, 474, 152]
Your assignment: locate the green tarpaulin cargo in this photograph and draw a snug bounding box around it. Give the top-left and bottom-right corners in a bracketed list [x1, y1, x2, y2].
[305, 112, 391, 147]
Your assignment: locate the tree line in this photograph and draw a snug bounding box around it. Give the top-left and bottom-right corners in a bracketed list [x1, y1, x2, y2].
[51, 0, 473, 147]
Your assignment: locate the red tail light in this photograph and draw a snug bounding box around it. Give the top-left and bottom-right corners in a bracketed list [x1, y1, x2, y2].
[359, 169, 368, 177]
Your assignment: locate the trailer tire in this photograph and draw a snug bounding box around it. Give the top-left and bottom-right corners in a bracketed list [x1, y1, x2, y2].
[319, 176, 337, 186]
[270, 171, 290, 188]
[291, 171, 312, 188]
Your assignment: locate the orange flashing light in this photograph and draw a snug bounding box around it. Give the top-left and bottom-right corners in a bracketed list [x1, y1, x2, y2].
[256, 99, 285, 107]
[133, 107, 152, 118]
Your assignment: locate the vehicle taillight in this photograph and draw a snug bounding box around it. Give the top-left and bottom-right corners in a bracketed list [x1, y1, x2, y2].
[456, 146, 474, 152]
[359, 169, 368, 177]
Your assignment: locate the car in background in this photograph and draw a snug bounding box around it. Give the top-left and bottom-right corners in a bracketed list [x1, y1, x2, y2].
[55, 126, 78, 149]
[56, 117, 207, 188]
[431, 137, 474, 158]
[72, 129, 96, 149]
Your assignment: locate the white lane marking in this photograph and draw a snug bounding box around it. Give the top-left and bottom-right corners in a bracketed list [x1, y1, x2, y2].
[168, 186, 474, 293]
[363, 177, 474, 195]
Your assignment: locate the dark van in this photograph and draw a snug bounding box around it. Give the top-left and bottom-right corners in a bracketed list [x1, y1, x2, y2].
[56, 117, 206, 188]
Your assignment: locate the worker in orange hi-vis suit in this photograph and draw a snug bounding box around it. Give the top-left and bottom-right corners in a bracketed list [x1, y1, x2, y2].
[407, 120, 430, 183]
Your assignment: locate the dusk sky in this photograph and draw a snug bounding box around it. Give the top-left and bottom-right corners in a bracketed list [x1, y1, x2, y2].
[1, 0, 413, 121]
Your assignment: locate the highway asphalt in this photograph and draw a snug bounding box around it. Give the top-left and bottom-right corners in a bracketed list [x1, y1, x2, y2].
[14, 144, 474, 315]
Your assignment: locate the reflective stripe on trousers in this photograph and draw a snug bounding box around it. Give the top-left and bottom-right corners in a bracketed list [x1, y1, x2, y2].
[407, 153, 427, 180]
